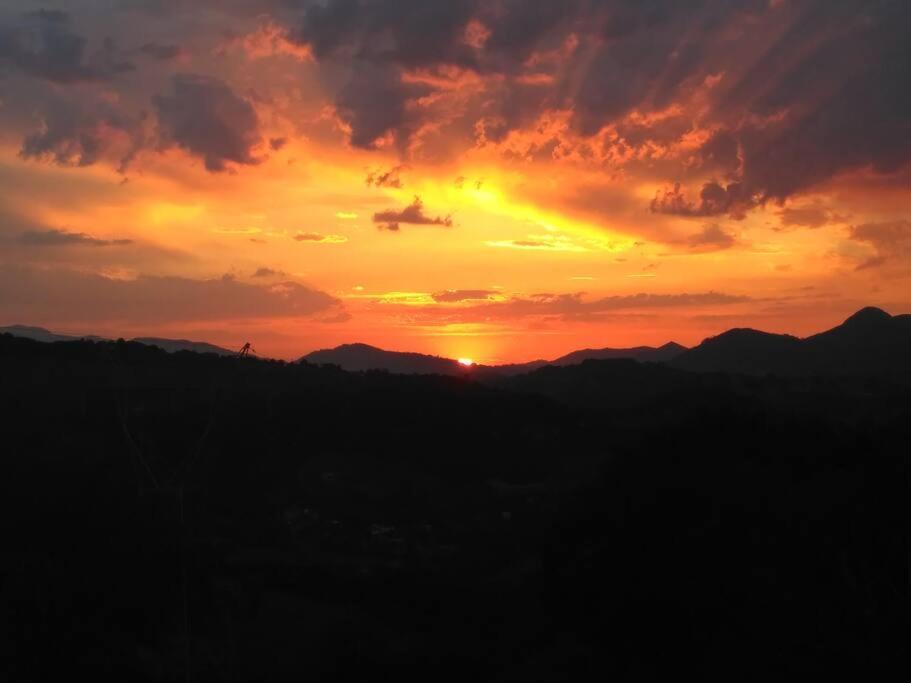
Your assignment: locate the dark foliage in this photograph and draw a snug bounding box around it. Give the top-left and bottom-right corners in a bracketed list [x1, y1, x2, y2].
[2, 332, 911, 681]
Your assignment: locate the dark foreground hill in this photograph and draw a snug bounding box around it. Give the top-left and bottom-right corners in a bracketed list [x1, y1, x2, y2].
[673, 307, 911, 378]
[2, 333, 911, 681]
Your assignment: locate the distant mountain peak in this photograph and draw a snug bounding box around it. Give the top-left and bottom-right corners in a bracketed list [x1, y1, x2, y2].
[131, 337, 233, 356]
[702, 327, 800, 344]
[841, 307, 892, 327]
[302, 343, 462, 375]
[333, 342, 384, 352]
[3, 324, 51, 334]
[0, 325, 231, 355]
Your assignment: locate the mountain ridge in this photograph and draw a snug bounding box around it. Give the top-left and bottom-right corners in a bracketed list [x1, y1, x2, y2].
[671, 306, 911, 377]
[5, 306, 909, 377]
[301, 341, 690, 375]
[0, 325, 233, 356]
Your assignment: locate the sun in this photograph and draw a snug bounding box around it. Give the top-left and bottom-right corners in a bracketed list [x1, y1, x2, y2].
[458, 358, 475, 367]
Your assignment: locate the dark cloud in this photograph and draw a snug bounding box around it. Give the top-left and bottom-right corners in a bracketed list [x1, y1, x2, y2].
[269, 136, 288, 151]
[18, 229, 133, 247]
[373, 196, 452, 231]
[854, 255, 888, 272]
[295, 0, 478, 67]
[138, 42, 183, 61]
[719, 1, 911, 206]
[5, 1, 911, 218]
[293, 232, 347, 243]
[251, 267, 283, 278]
[0, 10, 133, 83]
[848, 220, 911, 269]
[366, 165, 406, 188]
[18, 100, 142, 170]
[697, 131, 741, 175]
[0, 265, 344, 325]
[335, 62, 431, 149]
[153, 74, 262, 172]
[289, 0, 911, 213]
[432, 289, 497, 303]
[651, 182, 754, 219]
[687, 224, 736, 251]
[778, 206, 836, 229]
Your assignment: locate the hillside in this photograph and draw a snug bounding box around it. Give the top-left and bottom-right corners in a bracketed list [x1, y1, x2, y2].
[2, 331, 911, 680]
[0, 325, 233, 356]
[302, 342, 468, 374]
[673, 307, 911, 378]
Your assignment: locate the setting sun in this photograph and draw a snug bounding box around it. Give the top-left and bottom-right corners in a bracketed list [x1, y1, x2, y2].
[458, 358, 475, 367]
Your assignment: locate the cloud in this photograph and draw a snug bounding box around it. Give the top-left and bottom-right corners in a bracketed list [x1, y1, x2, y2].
[138, 42, 184, 61]
[776, 205, 847, 230]
[286, 0, 911, 216]
[486, 234, 588, 252]
[226, 20, 313, 61]
[687, 224, 736, 251]
[251, 267, 284, 278]
[5, 0, 911, 227]
[373, 196, 452, 231]
[432, 289, 498, 303]
[651, 182, 754, 219]
[415, 290, 753, 322]
[18, 229, 133, 247]
[153, 74, 262, 172]
[293, 232, 348, 243]
[294, 0, 478, 67]
[14, 83, 144, 171]
[0, 266, 345, 325]
[0, 10, 133, 83]
[334, 61, 431, 149]
[366, 165, 406, 188]
[848, 220, 911, 269]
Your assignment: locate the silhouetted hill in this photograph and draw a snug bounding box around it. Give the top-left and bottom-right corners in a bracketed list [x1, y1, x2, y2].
[551, 341, 687, 366]
[3, 331, 911, 681]
[132, 337, 233, 356]
[672, 307, 911, 378]
[0, 325, 233, 356]
[304, 341, 688, 376]
[303, 342, 468, 374]
[0, 324, 106, 344]
[672, 328, 803, 375]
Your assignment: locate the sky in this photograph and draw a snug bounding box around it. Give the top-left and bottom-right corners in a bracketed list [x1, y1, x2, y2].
[1, 0, 910, 363]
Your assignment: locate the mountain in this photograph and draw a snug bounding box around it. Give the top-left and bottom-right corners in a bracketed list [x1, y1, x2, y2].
[131, 337, 234, 356]
[303, 341, 688, 376]
[551, 341, 687, 366]
[303, 343, 468, 375]
[672, 307, 911, 377]
[4, 316, 911, 681]
[0, 325, 106, 344]
[0, 325, 232, 356]
[671, 329, 803, 375]
[9, 307, 910, 377]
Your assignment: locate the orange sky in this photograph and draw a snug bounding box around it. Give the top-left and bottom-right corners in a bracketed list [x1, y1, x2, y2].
[1, 1, 910, 362]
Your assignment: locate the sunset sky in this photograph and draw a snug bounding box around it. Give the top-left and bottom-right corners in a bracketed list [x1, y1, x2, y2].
[1, 0, 910, 362]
